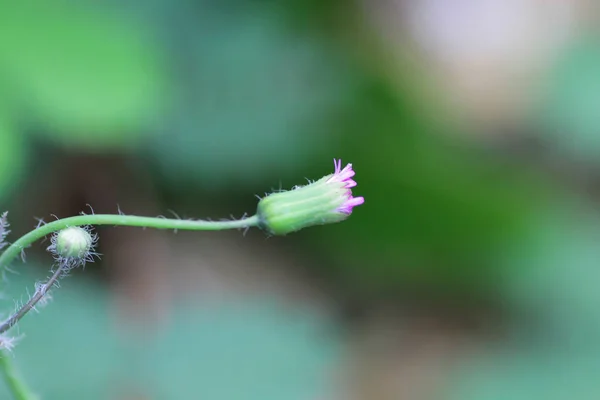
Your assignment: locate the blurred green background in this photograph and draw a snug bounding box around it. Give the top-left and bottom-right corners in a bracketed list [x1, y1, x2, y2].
[1, 0, 600, 399]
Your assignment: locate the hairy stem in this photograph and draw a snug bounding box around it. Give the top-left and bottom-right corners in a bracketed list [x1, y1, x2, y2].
[0, 263, 66, 335]
[0, 213, 260, 280]
[0, 213, 259, 334]
[0, 351, 37, 400]
[0, 213, 259, 398]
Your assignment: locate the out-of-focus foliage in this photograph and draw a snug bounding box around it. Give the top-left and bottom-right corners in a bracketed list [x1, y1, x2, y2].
[0, 0, 165, 147]
[537, 35, 600, 162]
[444, 35, 600, 400]
[147, 4, 352, 188]
[0, 108, 26, 202]
[448, 199, 600, 399]
[306, 77, 551, 296]
[0, 268, 339, 400]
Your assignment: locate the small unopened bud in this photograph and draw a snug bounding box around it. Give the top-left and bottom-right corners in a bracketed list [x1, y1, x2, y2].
[257, 159, 364, 235]
[54, 227, 93, 259]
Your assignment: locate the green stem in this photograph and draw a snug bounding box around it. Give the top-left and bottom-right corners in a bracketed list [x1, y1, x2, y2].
[0, 214, 260, 333]
[0, 350, 37, 400]
[0, 263, 66, 335]
[0, 213, 260, 399]
[0, 214, 260, 275]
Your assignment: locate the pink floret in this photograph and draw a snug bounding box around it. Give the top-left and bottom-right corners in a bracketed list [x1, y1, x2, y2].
[338, 196, 365, 214]
[328, 159, 364, 214]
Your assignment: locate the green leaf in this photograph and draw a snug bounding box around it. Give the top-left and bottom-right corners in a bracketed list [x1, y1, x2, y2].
[0, 0, 167, 148]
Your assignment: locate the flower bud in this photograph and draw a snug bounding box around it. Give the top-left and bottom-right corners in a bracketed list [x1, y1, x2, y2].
[257, 159, 364, 235]
[53, 227, 94, 259]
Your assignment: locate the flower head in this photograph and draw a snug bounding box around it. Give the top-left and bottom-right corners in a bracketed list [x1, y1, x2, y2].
[257, 159, 364, 235]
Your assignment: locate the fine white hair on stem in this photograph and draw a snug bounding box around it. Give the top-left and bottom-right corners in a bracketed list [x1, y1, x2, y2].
[0, 262, 67, 334]
[0, 212, 10, 250]
[167, 209, 182, 220]
[34, 217, 46, 229]
[167, 210, 184, 233]
[0, 334, 21, 352]
[33, 282, 53, 310]
[85, 204, 95, 215]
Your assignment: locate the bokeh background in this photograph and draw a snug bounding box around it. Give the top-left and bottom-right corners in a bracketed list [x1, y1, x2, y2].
[1, 0, 600, 399]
